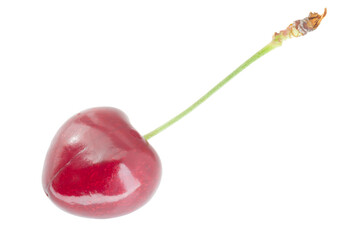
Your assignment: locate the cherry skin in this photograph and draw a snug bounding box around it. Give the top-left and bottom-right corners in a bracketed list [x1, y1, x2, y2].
[42, 107, 161, 218]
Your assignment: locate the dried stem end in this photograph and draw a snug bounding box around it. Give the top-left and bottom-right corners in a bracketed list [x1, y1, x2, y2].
[272, 8, 327, 45]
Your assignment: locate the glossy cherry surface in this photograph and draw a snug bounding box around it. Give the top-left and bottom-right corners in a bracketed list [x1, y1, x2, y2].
[42, 107, 161, 218]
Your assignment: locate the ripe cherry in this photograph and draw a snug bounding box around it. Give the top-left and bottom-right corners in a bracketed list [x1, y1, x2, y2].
[42, 10, 326, 218]
[42, 107, 161, 218]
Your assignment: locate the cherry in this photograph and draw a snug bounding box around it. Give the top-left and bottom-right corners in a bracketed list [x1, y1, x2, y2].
[42, 9, 325, 218]
[42, 107, 161, 218]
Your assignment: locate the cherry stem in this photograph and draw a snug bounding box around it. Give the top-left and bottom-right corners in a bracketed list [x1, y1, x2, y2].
[143, 41, 281, 140]
[143, 9, 327, 140]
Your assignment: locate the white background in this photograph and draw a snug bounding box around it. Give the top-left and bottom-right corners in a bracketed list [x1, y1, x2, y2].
[1, 0, 359, 239]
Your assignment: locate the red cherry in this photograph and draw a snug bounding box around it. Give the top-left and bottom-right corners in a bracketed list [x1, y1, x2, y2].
[42, 14, 325, 218]
[42, 107, 161, 218]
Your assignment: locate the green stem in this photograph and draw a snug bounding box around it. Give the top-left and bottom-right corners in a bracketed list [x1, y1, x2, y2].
[143, 41, 281, 140]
